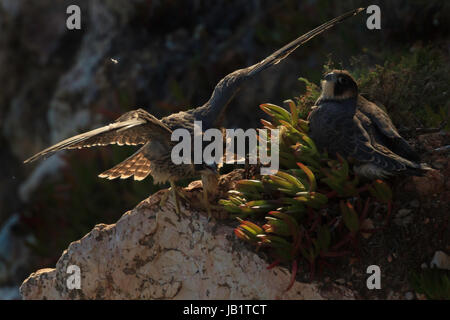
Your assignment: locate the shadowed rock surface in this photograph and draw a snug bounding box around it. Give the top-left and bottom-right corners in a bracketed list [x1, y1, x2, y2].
[20, 173, 354, 299]
[1, 0, 448, 300]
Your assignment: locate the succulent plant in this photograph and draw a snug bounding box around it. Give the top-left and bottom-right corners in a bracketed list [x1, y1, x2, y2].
[410, 269, 450, 300]
[220, 79, 393, 289]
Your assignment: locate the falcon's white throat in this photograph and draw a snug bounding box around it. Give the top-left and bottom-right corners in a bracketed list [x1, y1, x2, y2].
[319, 79, 356, 101]
[319, 80, 335, 100]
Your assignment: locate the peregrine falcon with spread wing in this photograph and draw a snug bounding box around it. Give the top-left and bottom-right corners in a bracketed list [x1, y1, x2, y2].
[24, 9, 364, 215]
[308, 70, 431, 179]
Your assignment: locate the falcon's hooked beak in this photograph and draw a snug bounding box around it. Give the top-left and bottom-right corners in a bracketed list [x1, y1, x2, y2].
[319, 70, 358, 101]
[324, 72, 338, 82]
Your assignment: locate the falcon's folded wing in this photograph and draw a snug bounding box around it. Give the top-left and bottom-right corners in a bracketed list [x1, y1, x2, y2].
[357, 96, 420, 162]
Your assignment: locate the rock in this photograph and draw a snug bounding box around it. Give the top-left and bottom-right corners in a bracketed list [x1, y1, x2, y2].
[417, 132, 448, 152]
[0, 0, 79, 160]
[430, 251, 450, 270]
[400, 131, 449, 199]
[360, 219, 374, 239]
[404, 291, 414, 300]
[403, 170, 445, 198]
[394, 209, 413, 227]
[319, 283, 355, 300]
[0, 286, 21, 300]
[386, 290, 401, 300]
[0, 214, 35, 285]
[409, 199, 420, 208]
[20, 186, 354, 300]
[18, 155, 65, 202]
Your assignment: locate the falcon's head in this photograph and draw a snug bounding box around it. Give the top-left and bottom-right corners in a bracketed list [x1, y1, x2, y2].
[319, 70, 358, 101]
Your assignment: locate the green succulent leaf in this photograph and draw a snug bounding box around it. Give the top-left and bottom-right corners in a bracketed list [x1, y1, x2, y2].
[220, 69, 402, 284]
[297, 162, 316, 191]
[340, 201, 359, 233]
[260, 103, 292, 123]
[284, 99, 298, 126]
[410, 269, 450, 300]
[368, 179, 392, 203]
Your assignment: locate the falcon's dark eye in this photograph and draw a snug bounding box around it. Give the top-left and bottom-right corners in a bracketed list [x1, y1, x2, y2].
[338, 77, 347, 85]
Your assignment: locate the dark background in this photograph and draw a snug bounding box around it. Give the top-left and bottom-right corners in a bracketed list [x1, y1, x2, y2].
[0, 0, 448, 299]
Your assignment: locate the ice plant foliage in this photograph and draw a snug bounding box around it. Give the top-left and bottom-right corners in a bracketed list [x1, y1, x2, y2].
[220, 92, 393, 289]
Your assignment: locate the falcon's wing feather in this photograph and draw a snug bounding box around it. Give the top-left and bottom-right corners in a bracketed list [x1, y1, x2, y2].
[329, 112, 411, 172]
[203, 8, 365, 119]
[247, 8, 365, 76]
[357, 96, 420, 161]
[24, 109, 172, 163]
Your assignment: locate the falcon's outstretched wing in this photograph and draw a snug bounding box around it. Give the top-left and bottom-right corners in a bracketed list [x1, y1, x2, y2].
[24, 109, 172, 163]
[200, 7, 365, 122]
[247, 7, 365, 76]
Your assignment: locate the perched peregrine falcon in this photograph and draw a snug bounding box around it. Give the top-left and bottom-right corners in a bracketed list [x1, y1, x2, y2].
[308, 70, 431, 179]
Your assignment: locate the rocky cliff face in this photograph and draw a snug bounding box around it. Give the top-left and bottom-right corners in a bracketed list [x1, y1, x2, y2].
[1, 0, 310, 296]
[20, 171, 354, 300]
[3, 0, 448, 300]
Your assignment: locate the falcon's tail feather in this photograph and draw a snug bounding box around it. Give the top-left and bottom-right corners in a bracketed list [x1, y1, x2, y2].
[98, 151, 151, 181]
